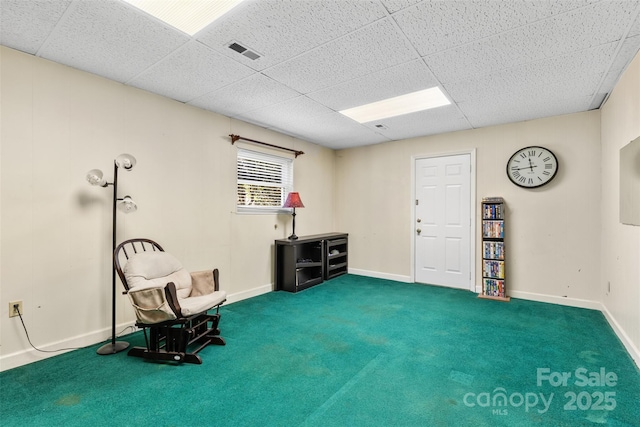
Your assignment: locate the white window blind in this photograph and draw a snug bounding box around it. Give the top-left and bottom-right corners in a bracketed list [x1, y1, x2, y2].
[237, 148, 293, 213]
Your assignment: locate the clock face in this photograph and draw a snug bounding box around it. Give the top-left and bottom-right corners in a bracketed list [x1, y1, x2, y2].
[506, 146, 558, 188]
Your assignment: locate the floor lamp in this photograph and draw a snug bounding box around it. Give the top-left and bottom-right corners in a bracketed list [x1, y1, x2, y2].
[86, 154, 138, 355]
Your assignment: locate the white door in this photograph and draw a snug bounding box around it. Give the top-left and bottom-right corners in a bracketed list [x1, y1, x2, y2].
[415, 154, 471, 289]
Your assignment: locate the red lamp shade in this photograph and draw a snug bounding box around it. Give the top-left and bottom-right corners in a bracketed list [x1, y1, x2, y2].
[283, 192, 304, 208]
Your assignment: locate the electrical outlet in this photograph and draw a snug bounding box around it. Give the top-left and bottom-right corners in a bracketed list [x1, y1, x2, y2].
[9, 301, 23, 318]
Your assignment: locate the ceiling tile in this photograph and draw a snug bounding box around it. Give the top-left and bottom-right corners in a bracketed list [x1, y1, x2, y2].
[38, 0, 189, 83]
[188, 73, 302, 118]
[197, 0, 387, 71]
[264, 18, 420, 94]
[425, 1, 639, 84]
[460, 93, 592, 129]
[628, 10, 640, 37]
[362, 104, 472, 140]
[307, 59, 440, 111]
[234, 95, 334, 130]
[128, 41, 255, 103]
[394, 0, 599, 56]
[2, 0, 640, 150]
[231, 95, 390, 148]
[272, 112, 392, 149]
[322, 131, 392, 150]
[0, 0, 72, 55]
[381, 0, 423, 14]
[609, 35, 640, 72]
[444, 43, 617, 102]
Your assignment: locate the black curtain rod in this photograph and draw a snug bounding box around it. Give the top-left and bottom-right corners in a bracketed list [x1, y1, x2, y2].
[229, 134, 305, 158]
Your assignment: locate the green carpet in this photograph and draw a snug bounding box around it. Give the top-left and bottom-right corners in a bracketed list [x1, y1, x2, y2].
[1, 275, 639, 426]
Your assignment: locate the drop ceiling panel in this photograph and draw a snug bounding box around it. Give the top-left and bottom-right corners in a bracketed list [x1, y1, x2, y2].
[425, 1, 639, 84]
[307, 59, 440, 111]
[362, 105, 472, 141]
[188, 73, 301, 118]
[444, 43, 618, 102]
[234, 95, 334, 130]
[264, 18, 420, 94]
[271, 112, 392, 149]
[451, 72, 603, 111]
[609, 36, 640, 72]
[196, 0, 387, 71]
[294, 112, 385, 144]
[460, 93, 593, 129]
[128, 41, 255, 103]
[381, 0, 423, 14]
[37, 0, 189, 83]
[630, 14, 640, 37]
[0, 0, 72, 55]
[233, 96, 389, 148]
[2, 0, 640, 150]
[394, 0, 598, 56]
[322, 129, 392, 150]
[596, 37, 640, 104]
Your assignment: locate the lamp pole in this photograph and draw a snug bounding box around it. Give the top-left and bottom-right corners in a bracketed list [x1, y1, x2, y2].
[96, 161, 130, 355]
[290, 207, 298, 240]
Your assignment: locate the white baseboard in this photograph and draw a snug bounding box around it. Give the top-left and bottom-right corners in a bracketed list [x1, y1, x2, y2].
[599, 303, 640, 369]
[0, 285, 272, 372]
[225, 283, 272, 304]
[507, 290, 603, 311]
[0, 321, 138, 372]
[348, 268, 412, 283]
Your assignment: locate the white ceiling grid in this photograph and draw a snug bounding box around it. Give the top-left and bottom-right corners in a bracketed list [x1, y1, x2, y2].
[188, 73, 301, 118]
[128, 40, 255, 103]
[1, 0, 640, 149]
[197, 0, 389, 71]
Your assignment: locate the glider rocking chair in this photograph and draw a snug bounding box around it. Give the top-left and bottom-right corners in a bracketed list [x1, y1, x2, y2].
[114, 238, 226, 364]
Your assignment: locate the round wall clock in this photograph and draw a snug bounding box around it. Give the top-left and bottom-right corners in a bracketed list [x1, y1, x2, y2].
[506, 146, 558, 188]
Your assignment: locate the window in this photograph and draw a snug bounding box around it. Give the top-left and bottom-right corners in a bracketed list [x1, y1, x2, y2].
[237, 148, 293, 213]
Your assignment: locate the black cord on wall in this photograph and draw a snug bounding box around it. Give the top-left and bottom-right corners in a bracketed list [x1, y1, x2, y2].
[14, 306, 134, 354]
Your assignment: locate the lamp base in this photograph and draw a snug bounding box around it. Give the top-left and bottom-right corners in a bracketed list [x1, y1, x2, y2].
[96, 341, 129, 355]
[288, 234, 298, 240]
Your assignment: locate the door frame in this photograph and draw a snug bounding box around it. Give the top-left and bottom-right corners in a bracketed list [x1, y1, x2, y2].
[410, 149, 477, 291]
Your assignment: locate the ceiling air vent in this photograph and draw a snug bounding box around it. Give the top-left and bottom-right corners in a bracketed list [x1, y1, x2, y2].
[229, 42, 246, 53]
[228, 41, 261, 60]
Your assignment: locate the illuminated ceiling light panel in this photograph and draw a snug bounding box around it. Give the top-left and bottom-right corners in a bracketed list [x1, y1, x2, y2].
[339, 87, 451, 123]
[123, 0, 245, 36]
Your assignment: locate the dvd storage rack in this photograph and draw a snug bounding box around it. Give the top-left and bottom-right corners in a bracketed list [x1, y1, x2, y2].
[479, 197, 510, 302]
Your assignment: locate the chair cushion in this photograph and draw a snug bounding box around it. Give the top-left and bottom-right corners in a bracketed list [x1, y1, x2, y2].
[123, 251, 192, 299]
[179, 291, 227, 317]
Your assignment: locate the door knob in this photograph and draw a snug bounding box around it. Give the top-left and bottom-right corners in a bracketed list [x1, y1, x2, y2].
[416, 228, 422, 235]
[417, 218, 422, 223]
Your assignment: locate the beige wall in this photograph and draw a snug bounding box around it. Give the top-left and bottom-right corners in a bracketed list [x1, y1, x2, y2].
[0, 47, 335, 368]
[335, 111, 602, 301]
[600, 51, 640, 360]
